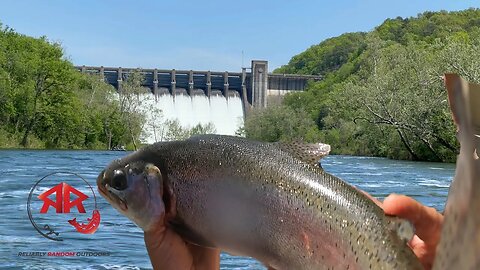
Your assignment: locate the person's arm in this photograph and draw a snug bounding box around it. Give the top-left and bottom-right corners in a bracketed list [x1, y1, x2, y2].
[382, 194, 444, 270]
[142, 184, 221, 270]
[144, 227, 193, 270]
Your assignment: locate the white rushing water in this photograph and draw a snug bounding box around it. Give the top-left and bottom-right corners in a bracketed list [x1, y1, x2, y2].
[139, 91, 244, 144]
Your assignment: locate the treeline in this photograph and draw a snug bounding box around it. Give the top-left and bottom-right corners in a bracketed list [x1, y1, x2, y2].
[0, 23, 142, 149]
[244, 9, 480, 162]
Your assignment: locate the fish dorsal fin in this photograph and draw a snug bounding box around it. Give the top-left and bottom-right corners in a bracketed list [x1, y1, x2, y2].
[433, 74, 480, 270]
[275, 141, 331, 167]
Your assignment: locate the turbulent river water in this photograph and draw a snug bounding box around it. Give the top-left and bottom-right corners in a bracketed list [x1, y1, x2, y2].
[0, 150, 454, 269]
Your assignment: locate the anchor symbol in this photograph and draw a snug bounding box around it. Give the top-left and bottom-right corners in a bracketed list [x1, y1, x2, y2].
[43, 224, 59, 236]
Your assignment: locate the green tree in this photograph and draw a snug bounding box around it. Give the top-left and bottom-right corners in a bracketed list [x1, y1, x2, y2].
[75, 73, 128, 149]
[256, 9, 480, 161]
[438, 32, 480, 83]
[0, 22, 143, 149]
[275, 32, 367, 76]
[244, 105, 321, 143]
[332, 36, 457, 161]
[161, 120, 216, 141]
[0, 32, 78, 147]
[117, 70, 147, 150]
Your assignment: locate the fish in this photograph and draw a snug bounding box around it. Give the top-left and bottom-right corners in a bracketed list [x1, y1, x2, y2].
[97, 74, 480, 269]
[97, 136, 422, 269]
[67, 209, 101, 234]
[432, 74, 480, 270]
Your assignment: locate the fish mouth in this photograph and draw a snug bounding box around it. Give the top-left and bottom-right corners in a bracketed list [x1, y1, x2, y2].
[97, 171, 128, 211]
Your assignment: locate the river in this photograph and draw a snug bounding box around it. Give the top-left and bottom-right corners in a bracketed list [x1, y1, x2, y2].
[0, 150, 454, 269]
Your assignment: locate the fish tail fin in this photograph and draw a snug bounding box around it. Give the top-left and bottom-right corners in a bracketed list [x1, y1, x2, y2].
[68, 218, 77, 226]
[433, 74, 480, 270]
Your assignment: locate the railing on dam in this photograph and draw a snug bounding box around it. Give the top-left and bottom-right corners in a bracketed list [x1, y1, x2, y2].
[76, 60, 322, 108]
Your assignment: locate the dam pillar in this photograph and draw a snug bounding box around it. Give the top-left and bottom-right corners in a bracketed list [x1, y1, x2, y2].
[117, 67, 123, 92]
[153, 68, 159, 95]
[223, 71, 229, 100]
[206, 71, 212, 98]
[241, 67, 250, 114]
[171, 69, 176, 97]
[188, 70, 194, 96]
[99, 66, 105, 81]
[251, 60, 268, 108]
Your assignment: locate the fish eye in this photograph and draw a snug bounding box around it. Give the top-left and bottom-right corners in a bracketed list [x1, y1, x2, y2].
[112, 169, 128, 190]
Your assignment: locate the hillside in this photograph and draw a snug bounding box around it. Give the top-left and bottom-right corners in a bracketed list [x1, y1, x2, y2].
[275, 9, 480, 76]
[245, 9, 480, 162]
[0, 23, 143, 149]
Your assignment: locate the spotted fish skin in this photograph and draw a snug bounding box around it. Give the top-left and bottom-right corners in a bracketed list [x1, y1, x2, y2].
[105, 135, 422, 270]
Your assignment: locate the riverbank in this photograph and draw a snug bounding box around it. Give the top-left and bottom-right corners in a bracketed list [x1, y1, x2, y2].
[0, 129, 138, 151]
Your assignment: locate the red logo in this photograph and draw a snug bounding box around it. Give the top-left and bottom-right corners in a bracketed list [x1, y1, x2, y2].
[38, 182, 89, 214]
[27, 172, 101, 241]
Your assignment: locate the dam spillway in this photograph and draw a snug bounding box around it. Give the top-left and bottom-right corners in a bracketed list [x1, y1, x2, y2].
[138, 91, 244, 144]
[77, 60, 322, 144]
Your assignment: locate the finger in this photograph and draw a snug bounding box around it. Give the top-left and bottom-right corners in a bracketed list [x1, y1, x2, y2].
[408, 235, 425, 257]
[409, 235, 434, 270]
[382, 194, 443, 246]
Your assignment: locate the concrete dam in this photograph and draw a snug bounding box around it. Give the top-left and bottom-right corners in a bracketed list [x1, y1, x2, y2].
[77, 60, 322, 143]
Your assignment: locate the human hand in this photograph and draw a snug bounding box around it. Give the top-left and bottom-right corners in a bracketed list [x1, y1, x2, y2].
[141, 170, 220, 270]
[382, 194, 444, 270]
[144, 226, 220, 270]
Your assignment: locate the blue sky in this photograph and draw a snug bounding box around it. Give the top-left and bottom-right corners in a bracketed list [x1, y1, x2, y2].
[0, 1, 478, 72]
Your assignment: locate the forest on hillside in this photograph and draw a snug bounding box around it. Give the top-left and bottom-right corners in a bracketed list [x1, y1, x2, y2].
[244, 9, 480, 162]
[0, 23, 215, 149]
[0, 23, 145, 149]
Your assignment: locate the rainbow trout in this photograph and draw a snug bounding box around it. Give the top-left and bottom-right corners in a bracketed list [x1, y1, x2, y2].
[97, 75, 480, 269]
[97, 136, 421, 269]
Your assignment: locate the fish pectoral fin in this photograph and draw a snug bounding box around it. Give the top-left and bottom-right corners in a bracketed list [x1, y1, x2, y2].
[168, 218, 216, 248]
[387, 216, 415, 242]
[274, 141, 331, 168]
